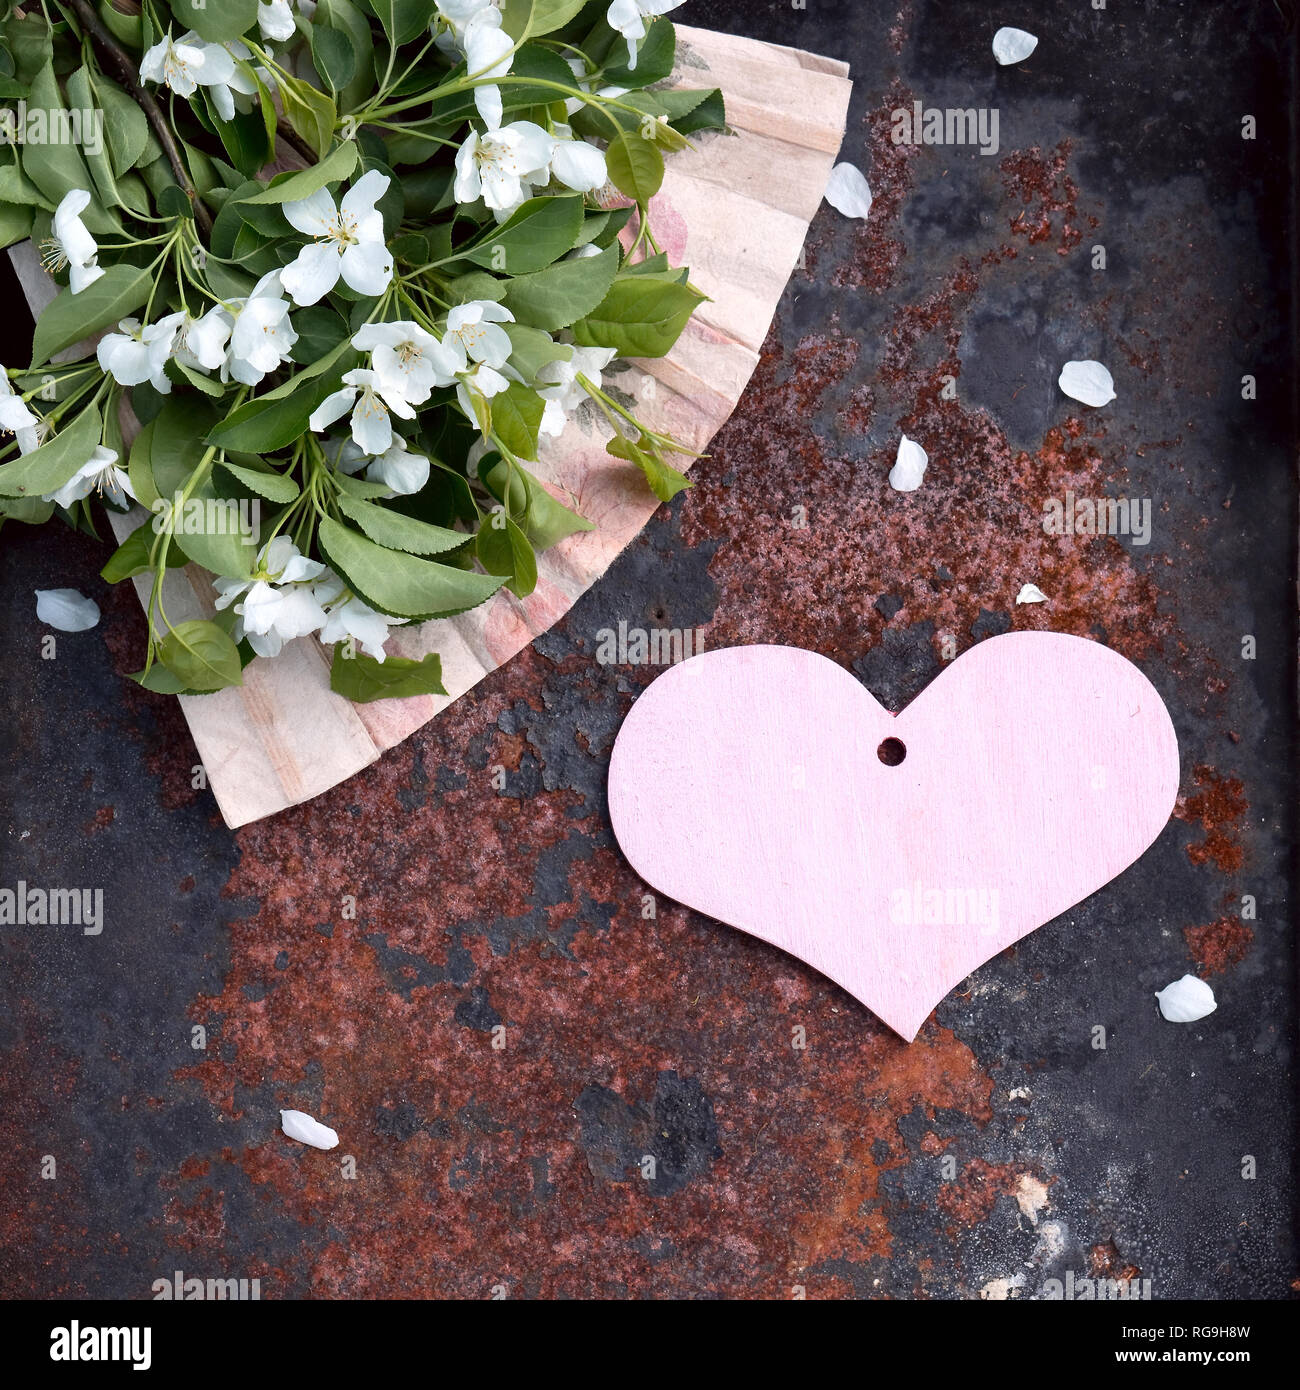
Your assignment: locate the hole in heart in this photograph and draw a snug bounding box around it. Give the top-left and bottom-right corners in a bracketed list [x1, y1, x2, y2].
[877, 737, 907, 766]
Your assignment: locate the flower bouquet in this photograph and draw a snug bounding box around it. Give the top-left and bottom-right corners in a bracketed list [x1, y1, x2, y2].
[1, 0, 728, 701]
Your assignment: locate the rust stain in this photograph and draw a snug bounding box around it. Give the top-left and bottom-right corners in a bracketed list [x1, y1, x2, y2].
[1185, 914, 1254, 975]
[1000, 141, 1088, 254]
[1174, 765, 1248, 873]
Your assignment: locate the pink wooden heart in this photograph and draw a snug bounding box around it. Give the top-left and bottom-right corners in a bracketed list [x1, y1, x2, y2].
[607, 633, 1180, 1040]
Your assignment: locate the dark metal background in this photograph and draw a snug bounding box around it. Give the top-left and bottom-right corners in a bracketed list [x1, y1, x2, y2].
[1, 0, 1295, 1299]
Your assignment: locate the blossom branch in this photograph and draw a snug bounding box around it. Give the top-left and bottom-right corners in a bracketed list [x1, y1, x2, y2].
[63, 0, 214, 237]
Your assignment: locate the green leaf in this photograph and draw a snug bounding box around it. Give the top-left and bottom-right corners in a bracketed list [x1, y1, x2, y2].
[67, 67, 118, 212]
[371, 0, 432, 47]
[168, 485, 259, 581]
[317, 517, 506, 620]
[0, 199, 34, 250]
[0, 157, 51, 209]
[101, 519, 189, 583]
[668, 89, 727, 137]
[601, 17, 676, 88]
[158, 183, 194, 220]
[606, 129, 665, 204]
[157, 619, 244, 692]
[318, 0, 376, 113]
[476, 511, 537, 598]
[244, 135, 358, 206]
[207, 380, 336, 452]
[20, 62, 114, 233]
[329, 650, 448, 703]
[93, 74, 150, 179]
[31, 264, 152, 366]
[282, 78, 338, 162]
[217, 458, 302, 503]
[132, 663, 192, 695]
[502, 323, 570, 383]
[169, 0, 260, 43]
[0, 408, 99, 498]
[207, 91, 273, 177]
[172, 359, 225, 397]
[127, 419, 159, 508]
[335, 473, 395, 501]
[482, 458, 592, 550]
[311, 24, 357, 94]
[607, 432, 693, 502]
[572, 275, 707, 358]
[502, 240, 620, 332]
[500, 0, 590, 40]
[0, 494, 55, 525]
[289, 304, 350, 364]
[462, 195, 584, 276]
[335, 495, 467, 556]
[572, 87, 723, 141]
[489, 381, 545, 462]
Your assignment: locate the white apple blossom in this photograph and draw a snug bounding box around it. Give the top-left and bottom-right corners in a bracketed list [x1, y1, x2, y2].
[366, 439, 431, 495]
[140, 30, 236, 101]
[280, 170, 394, 306]
[213, 537, 328, 659]
[606, 0, 685, 70]
[190, 271, 298, 386]
[443, 300, 514, 368]
[42, 446, 134, 511]
[326, 435, 431, 496]
[0, 370, 41, 455]
[96, 317, 178, 394]
[310, 368, 415, 456]
[205, 39, 261, 123]
[453, 121, 553, 211]
[537, 345, 618, 438]
[352, 321, 464, 406]
[42, 190, 104, 293]
[320, 593, 407, 661]
[548, 125, 609, 193]
[461, 7, 515, 131]
[258, 1, 298, 42]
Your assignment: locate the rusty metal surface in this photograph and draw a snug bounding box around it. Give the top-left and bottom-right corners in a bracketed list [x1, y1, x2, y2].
[1, 0, 1295, 1300]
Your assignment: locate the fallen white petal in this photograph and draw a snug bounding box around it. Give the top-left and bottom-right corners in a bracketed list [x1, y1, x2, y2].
[993, 26, 1038, 65]
[1016, 583, 1049, 604]
[1059, 359, 1116, 407]
[824, 162, 873, 219]
[888, 434, 928, 492]
[35, 588, 100, 631]
[280, 1109, 340, 1150]
[1154, 974, 1217, 1023]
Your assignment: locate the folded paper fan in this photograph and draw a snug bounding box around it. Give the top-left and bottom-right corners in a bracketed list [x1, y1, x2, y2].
[12, 26, 852, 827]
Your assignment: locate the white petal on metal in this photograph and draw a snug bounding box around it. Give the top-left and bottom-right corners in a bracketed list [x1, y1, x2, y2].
[1059, 359, 1116, 407]
[280, 1109, 340, 1150]
[1154, 975, 1217, 1023]
[824, 162, 873, 219]
[993, 27, 1039, 65]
